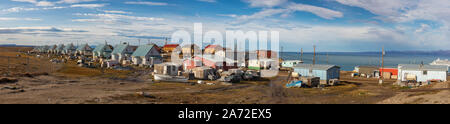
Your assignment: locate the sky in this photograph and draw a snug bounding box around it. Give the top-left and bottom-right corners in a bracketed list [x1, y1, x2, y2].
[0, 0, 449, 52]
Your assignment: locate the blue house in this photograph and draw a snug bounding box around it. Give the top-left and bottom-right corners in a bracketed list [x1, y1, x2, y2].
[293, 64, 340, 83]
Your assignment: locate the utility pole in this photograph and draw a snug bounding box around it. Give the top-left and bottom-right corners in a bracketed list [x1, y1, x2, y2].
[380, 46, 385, 84]
[281, 46, 284, 61]
[313, 45, 316, 65]
[301, 48, 303, 62]
[326, 52, 329, 64]
[138, 39, 141, 46]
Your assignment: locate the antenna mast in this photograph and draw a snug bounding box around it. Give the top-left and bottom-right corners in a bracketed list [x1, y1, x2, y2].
[313, 45, 316, 65]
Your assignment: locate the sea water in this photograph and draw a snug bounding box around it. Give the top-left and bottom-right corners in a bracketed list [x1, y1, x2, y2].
[281, 52, 450, 71]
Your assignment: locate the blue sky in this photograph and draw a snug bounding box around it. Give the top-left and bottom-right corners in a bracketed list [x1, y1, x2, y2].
[0, 0, 449, 52]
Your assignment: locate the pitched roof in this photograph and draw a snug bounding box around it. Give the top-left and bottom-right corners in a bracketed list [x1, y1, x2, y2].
[294, 64, 339, 70]
[205, 45, 218, 49]
[399, 64, 448, 71]
[93, 44, 112, 52]
[76, 44, 92, 51]
[112, 44, 128, 54]
[163, 44, 179, 48]
[132, 44, 156, 57]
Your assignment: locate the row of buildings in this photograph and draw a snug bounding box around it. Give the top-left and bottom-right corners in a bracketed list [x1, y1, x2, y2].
[31, 43, 282, 71]
[354, 64, 448, 83]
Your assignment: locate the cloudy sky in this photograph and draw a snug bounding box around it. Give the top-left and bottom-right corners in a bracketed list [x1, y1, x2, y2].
[0, 0, 449, 52]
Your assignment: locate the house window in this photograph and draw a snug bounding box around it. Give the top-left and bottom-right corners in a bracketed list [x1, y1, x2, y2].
[423, 70, 427, 75]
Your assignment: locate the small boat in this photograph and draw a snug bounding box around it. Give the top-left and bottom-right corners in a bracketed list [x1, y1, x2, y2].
[154, 74, 188, 83]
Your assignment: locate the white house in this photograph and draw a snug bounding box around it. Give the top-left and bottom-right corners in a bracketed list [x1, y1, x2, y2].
[398, 64, 448, 82]
[111, 43, 136, 62]
[131, 44, 162, 66]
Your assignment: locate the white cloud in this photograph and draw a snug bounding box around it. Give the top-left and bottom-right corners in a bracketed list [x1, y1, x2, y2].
[1, 6, 66, 13]
[56, 0, 96, 4]
[73, 13, 164, 22]
[231, 2, 343, 24]
[243, 0, 288, 8]
[36, 1, 55, 6]
[287, 3, 343, 19]
[71, 4, 106, 8]
[103, 10, 132, 14]
[124, 1, 169, 6]
[0, 17, 41, 21]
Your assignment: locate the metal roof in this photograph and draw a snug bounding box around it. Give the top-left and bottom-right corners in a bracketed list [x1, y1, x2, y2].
[93, 44, 112, 53]
[112, 44, 128, 54]
[399, 64, 447, 71]
[294, 64, 340, 70]
[132, 44, 155, 57]
[76, 44, 91, 51]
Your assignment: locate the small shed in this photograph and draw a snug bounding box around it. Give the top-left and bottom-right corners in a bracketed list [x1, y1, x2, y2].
[354, 66, 379, 77]
[379, 68, 398, 79]
[154, 62, 181, 76]
[192, 67, 216, 80]
[293, 64, 340, 84]
[398, 64, 447, 82]
[248, 59, 278, 70]
[281, 60, 303, 68]
[131, 44, 162, 66]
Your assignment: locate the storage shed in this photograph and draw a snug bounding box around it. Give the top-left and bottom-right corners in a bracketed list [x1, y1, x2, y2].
[379, 68, 398, 79]
[154, 62, 181, 76]
[192, 67, 216, 80]
[398, 64, 447, 82]
[354, 66, 379, 77]
[293, 64, 340, 84]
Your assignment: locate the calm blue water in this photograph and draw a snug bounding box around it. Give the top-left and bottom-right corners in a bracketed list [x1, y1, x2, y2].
[281, 52, 450, 71]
